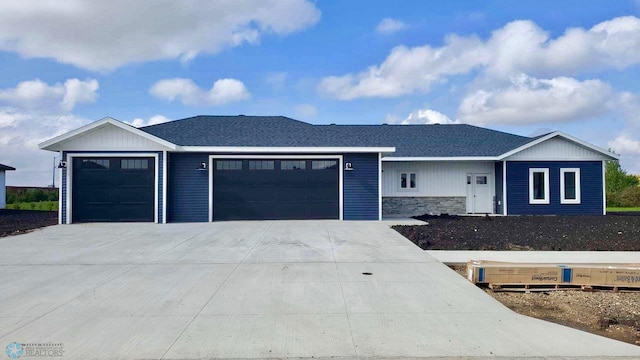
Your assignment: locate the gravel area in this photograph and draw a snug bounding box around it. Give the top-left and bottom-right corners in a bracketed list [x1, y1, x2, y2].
[394, 214, 640, 251]
[491, 290, 640, 346]
[449, 262, 640, 346]
[0, 209, 57, 237]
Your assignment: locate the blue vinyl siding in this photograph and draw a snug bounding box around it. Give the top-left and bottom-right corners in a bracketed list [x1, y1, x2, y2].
[506, 161, 603, 215]
[168, 152, 210, 222]
[343, 154, 379, 220]
[494, 162, 503, 215]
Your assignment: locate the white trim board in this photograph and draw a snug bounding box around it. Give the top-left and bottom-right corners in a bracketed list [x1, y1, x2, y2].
[184, 146, 394, 153]
[208, 154, 344, 222]
[65, 152, 160, 224]
[162, 150, 168, 224]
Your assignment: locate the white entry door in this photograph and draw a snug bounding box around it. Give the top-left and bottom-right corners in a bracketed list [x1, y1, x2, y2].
[466, 173, 493, 213]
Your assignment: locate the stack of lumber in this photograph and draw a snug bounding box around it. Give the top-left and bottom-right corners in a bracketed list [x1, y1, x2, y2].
[467, 261, 640, 292]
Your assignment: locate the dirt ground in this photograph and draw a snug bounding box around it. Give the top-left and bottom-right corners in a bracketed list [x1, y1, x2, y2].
[450, 266, 640, 346]
[0, 209, 57, 237]
[394, 214, 640, 251]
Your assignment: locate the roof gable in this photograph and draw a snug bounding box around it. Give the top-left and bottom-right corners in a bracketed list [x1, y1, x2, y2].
[501, 132, 618, 161]
[39, 117, 177, 151]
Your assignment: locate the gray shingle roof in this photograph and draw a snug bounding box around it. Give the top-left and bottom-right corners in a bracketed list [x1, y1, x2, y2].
[0, 163, 15, 171]
[140, 115, 535, 157]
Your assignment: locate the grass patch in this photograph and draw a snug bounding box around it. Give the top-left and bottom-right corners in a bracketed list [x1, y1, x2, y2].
[7, 201, 58, 211]
[607, 207, 640, 212]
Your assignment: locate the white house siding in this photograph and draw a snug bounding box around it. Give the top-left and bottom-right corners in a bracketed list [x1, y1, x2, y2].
[382, 161, 495, 217]
[55, 125, 172, 151]
[505, 137, 610, 161]
[0, 171, 5, 209]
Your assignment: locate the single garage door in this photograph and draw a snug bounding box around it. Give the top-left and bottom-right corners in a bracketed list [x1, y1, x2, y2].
[72, 157, 155, 222]
[213, 159, 339, 220]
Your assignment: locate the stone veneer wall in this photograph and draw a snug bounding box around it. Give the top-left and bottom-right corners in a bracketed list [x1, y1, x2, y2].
[382, 196, 466, 217]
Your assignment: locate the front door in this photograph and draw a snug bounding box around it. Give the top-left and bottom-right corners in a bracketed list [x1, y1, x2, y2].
[466, 173, 492, 214]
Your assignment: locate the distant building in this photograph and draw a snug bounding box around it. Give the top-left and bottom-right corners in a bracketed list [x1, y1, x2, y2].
[0, 164, 16, 209]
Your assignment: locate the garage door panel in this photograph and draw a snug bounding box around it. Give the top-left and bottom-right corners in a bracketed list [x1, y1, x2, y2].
[213, 158, 339, 221]
[72, 157, 155, 223]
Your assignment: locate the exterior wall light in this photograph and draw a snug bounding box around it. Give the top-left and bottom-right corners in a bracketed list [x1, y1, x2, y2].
[197, 162, 207, 171]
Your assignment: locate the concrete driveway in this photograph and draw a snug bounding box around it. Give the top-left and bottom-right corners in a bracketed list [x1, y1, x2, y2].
[0, 221, 639, 359]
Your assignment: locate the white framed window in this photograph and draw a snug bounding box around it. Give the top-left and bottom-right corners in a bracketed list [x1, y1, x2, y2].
[560, 168, 581, 204]
[399, 172, 417, 190]
[529, 168, 549, 204]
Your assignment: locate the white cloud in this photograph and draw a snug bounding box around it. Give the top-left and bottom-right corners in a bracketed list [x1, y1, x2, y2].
[608, 134, 640, 155]
[458, 74, 614, 126]
[0, 0, 321, 71]
[129, 115, 171, 128]
[319, 16, 640, 100]
[294, 104, 317, 118]
[395, 109, 457, 125]
[0, 79, 98, 111]
[150, 78, 250, 106]
[318, 35, 489, 99]
[608, 134, 640, 174]
[0, 78, 101, 186]
[0, 107, 88, 186]
[376, 18, 407, 35]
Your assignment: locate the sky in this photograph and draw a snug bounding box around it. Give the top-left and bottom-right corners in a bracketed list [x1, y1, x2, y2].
[2, 0, 640, 186]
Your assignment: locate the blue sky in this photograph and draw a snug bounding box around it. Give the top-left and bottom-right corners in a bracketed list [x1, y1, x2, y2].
[2, 0, 640, 185]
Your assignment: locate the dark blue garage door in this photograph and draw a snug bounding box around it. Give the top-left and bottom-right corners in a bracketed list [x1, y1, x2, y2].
[72, 157, 155, 222]
[213, 159, 339, 220]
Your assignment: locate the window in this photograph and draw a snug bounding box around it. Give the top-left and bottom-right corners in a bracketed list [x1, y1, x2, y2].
[216, 160, 242, 170]
[81, 159, 109, 170]
[529, 168, 549, 204]
[281, 160, 306, 170]
[312, 160, 337, 170]
[560, 168, 581, 204]
[400, 172, 417, 190]
[476, 176, 488, 185]
[121, 159, 149, 170]
[248, 161, 274, 170]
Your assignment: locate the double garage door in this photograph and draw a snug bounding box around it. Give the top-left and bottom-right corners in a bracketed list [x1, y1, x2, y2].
[71, 156, 339, 222]
[213, 158, 339, 221]
[72, 157, 155, 223]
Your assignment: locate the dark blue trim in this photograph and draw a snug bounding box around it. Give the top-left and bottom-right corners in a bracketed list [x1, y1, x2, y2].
[506, 161, 603, 215]
[343, 154, 379, 220]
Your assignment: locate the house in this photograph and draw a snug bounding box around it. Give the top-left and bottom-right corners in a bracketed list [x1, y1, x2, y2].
[39, 115, 617, 224]
[0, 163, 16, 209]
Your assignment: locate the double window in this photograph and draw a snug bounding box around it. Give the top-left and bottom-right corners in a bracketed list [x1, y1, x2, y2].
[528, 168, 581, 205]
[400, 172, 417, 190]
